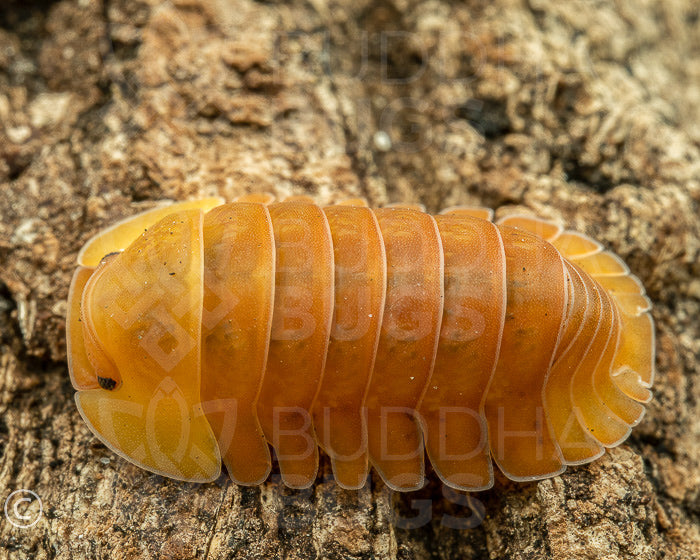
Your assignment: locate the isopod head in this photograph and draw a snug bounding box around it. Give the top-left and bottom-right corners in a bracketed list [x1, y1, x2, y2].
[69, 198, 225, 482]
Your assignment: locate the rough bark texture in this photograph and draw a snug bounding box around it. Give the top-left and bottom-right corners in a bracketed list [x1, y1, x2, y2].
[0, 0, 698, 558]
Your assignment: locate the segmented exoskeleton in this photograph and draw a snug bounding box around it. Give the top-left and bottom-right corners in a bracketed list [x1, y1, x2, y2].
[67, 195, 654, 491]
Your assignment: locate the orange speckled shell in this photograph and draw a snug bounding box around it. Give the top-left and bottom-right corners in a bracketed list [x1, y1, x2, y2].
[67, 196, 654, 491]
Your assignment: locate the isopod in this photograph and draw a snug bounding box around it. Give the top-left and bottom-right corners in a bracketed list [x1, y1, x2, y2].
[67, 195, 654, 491]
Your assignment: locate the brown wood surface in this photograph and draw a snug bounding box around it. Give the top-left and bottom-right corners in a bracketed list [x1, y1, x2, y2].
[0, 0, 698, 558]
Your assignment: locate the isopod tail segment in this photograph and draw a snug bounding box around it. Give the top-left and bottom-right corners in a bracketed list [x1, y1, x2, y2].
[67, 197, 655, 491]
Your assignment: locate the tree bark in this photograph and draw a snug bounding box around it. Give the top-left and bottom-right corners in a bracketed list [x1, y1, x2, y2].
[0, 0, 698, 558]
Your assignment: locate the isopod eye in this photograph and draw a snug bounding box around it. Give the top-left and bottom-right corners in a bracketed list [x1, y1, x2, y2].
[70, 209, 221, 482]
[97, 376, 118, 391]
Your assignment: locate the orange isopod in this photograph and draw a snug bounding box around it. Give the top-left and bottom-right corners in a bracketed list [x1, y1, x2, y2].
[67, 195, 654, 491]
